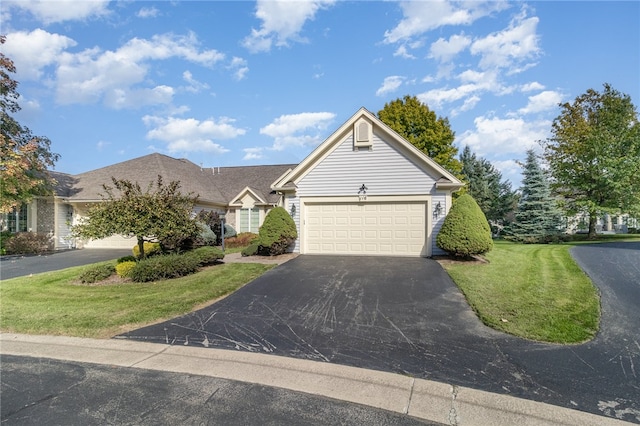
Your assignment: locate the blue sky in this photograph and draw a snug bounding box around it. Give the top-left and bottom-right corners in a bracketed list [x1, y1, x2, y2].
[2, 1, 639, 188]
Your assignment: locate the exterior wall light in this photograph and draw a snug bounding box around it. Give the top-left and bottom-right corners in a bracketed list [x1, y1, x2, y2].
[358, 184, 368, 202]
[433, 202, 443, 219]
[290, 203, 296, 218]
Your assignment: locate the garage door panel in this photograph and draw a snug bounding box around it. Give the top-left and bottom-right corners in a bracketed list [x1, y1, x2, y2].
[305, 202, 427, 256]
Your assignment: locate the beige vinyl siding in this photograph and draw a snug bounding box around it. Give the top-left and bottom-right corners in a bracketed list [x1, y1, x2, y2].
[297, 133, 437, 197]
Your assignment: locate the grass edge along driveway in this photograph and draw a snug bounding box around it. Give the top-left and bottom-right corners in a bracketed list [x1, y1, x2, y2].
[0, 262, 275, 339]
[442, 240, 600, 344]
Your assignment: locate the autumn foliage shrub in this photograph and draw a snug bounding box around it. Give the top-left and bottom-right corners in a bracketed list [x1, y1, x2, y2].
[225, 232, 258, 248]
[3, 232, 53, 255]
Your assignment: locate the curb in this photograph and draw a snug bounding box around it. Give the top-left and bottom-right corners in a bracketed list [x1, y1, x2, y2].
[0, 333, 631, 426]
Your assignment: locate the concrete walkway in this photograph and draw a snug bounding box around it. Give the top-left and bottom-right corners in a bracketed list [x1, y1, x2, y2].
[0, 333, 630, 426]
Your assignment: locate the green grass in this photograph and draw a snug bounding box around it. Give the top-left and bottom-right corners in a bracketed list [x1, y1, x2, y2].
[442, 240, 605, 344]
[0, 261, 274, 338]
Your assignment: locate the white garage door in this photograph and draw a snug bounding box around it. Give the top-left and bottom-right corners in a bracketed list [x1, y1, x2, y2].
[305, 202, 428, 256]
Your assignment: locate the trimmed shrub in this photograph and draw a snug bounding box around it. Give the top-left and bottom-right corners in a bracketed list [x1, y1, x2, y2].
[225, 232, 258, 248]
[115, 261, 136, 278]
[132, 242, 162, 259]
[187, 246, 224, 266]
[128, 253, 200, 282]
[256, 207, 297, 256]
[436, 194, 493, 257]
[79, 264, 116, 283]
[3, 232, 53, 255]
[117, 255, 137, 264]
[224, 223, 237, 239]
[241, 242, 260, 257]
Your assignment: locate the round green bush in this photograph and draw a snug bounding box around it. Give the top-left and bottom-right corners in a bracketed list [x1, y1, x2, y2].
[79, 264, 116, 283]
[241, 242, 260, 257]
[257, 207, 297, 255]
[436, 194, 493, 257]
[128, 253, 200, 282]
[187, 246, 225, 265]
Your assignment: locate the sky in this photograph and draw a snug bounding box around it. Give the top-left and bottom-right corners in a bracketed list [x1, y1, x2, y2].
[2, 0, 639, 189]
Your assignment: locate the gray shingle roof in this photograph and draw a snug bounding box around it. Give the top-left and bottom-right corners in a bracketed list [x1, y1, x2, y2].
[57, 153, 295, 206]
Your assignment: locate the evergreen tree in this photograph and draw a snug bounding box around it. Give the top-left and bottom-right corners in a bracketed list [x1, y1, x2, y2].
[507, 150, 563, 242]
[459, 146, 517, 233]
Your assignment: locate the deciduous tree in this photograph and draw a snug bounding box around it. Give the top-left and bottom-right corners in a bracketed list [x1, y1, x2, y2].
[72, 176, 199, 258]
[1, 35, 59, 213]
[543, 83, 640, 238]
[378, 95, 462, 176]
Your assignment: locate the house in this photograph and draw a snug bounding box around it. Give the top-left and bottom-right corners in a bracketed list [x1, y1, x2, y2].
[2, 108, 464, 256]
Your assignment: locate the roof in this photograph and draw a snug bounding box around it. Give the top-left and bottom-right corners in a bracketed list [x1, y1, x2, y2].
[57, 153, 295, 206]
[272, 107, 464, 191]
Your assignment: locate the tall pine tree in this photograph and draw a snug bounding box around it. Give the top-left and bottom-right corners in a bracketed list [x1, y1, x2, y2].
[507, 149, 563, 242]
[459, 146, 517, 233]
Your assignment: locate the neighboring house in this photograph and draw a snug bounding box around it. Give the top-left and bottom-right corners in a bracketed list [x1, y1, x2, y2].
[2, 108, 465, 256]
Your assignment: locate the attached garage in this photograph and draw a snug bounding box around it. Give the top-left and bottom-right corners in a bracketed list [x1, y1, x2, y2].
[304, 200, 429, 256]
[272, 108, 464, 258]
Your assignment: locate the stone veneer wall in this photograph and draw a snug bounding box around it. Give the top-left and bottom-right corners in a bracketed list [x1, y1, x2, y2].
[37, 199, 55, 234]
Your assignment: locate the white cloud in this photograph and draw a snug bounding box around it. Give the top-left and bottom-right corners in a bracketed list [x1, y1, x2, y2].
[384, 0, 508, 44]
[182, 71, 210, 93]
[243, 147, 264, 160]
[4, 29, 76, 80]
[137, 7, 160, 19]
[451, 95, 481, 116]
[260, 112, 336, 150]
[429, 33, 471, 63]
[418, 83, 481, 108]
[143, 115, 245, 154]
[520, 81, 545, 92]
[457, 115, 550, 156]
[376, 76, 405, 97]
[393, 44, 416, 60]
[243, 0, 335, 53]
[4, 0, 110, 24]
[55, 32, 224, 107]
[470, 13, 541, 72]
[228, 57, 249, 80]
[518, 90, 563, 114]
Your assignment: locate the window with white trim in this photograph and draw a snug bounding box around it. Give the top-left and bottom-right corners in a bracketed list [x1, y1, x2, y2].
[239, 208, 260, 233]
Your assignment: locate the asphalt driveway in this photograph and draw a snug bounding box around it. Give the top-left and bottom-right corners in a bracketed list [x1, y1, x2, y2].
[0, 249, 132, 280]
[119, 247, 639, 423]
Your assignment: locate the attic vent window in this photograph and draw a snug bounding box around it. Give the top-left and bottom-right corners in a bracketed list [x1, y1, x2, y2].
[353, 118, 373, 150]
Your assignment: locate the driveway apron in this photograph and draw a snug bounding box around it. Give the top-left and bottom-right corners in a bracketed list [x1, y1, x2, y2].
[119, 251, 640, 423]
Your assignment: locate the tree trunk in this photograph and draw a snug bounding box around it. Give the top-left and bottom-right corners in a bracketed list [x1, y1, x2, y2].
[137, 237, 145, 259]
[588, 211, 598, 240]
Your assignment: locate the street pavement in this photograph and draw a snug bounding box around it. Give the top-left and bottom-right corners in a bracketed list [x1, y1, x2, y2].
[1, 333, 630, 426]
[1, 249, 132, 280]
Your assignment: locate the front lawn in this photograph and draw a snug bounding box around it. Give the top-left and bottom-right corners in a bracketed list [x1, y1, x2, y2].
[441, 240, 601, 343]
[0, 262, 274, 338]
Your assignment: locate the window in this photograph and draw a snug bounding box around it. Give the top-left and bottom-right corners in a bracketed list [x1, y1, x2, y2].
[239, 208, 260, 233]
[3, 204, 28, 233]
